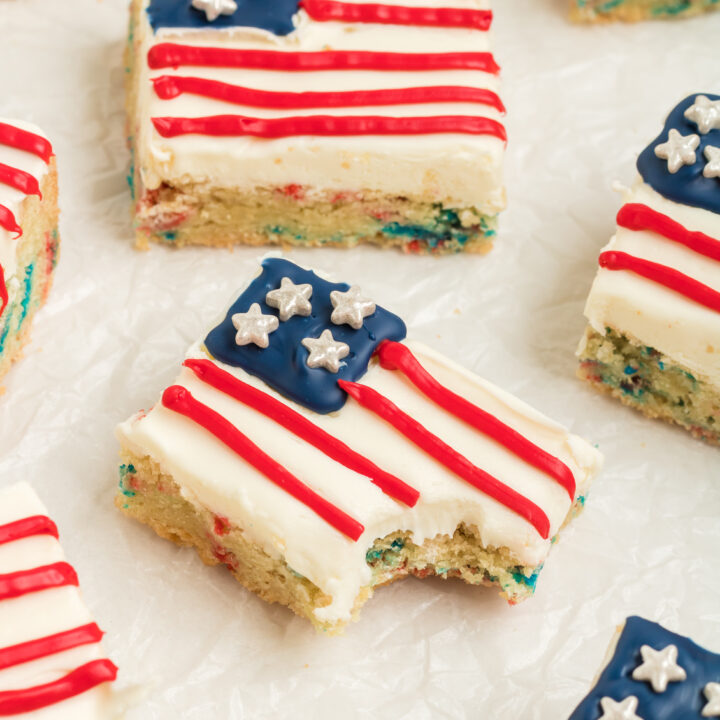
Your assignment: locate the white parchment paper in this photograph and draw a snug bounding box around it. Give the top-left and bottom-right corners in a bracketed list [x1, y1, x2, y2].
[0, 1, 718, 717]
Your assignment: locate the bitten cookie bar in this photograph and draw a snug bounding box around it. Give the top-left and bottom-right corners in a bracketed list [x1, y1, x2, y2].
[116, 258, 602, 634]
[0, 483, 119, 717]
[569, 0, 719, 22]
[578, 94, 720, 445]
[569, 616, 720, 719]
[126, 0, 506, 254]
[0, 121, 59, 385]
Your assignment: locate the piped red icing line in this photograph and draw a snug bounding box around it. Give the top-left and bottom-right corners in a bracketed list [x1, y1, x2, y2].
[148, 44, 500, 74]
[152, 114, 507, 141]
[0, 659, 117, 716]
[0, 163, 41, 199]
[598, 251, 720, 314]
[184, 358, 419, 507]
[0, 563, 79, 602]
[300, 0, 493, 30]
[338, 380, 551, 539]
[376, 341, 576, 499]
[0, 624, 103, 672]
[0, 515, 59, 546]
[0, 206, 21, 238]
[617, 203, 720, 263]
[0, 122, 52, 163]
[152, 76, 506, 113]
[162, 385, 365, 541]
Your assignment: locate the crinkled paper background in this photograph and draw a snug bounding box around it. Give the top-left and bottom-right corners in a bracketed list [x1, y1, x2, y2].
[0, 1, 718, 717]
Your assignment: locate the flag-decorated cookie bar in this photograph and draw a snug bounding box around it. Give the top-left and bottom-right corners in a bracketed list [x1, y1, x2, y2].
[126, 0, 506, 254]
[0, 120, 59, 386]
[569, 616, 720, 719]
[0, 483, 119, 718]
[116, 258, 602, 634]
[569, 0, 719, 22]
[577, 94, 720, 446]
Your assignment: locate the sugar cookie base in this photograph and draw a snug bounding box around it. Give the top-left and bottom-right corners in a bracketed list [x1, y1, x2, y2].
[569, 0, 719, 22]
[116, 449, 584, 634]
[578, 326, 720, 446]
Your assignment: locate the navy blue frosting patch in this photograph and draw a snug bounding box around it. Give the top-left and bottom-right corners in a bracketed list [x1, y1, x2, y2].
[637, 94, 720, 215]
[146, 0, 300, 35]
[569, 616, 720, 720]
[204, 258, 407, 414]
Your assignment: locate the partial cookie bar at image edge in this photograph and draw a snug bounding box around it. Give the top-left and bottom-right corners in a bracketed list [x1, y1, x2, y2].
[125, 0, 506, 255]
[577, 94, 720, 446]
[569, 0, 719, 22]
[0, 120, 59, 386]
[116, 257, 602, 634]
[0, 482, 122, 718]
[569, 616, 720, 718]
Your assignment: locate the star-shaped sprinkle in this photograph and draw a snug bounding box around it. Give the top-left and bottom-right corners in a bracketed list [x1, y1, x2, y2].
[598, 696, 644, 720]
[703, 682, 720, 717]
[231, 303, 278, 348]
[655, 129, 700, 174]
[631, 644, 686, 693]
[704, 146, 720, 179]
[301, 329, 349, 373]
[191, 0, 238, 22]
[330, 286, 376, 330]
[684, 95, 720, 135]
[265, 277, 313, 322]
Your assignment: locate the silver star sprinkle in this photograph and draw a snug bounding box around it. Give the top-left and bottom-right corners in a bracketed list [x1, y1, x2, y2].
[231, 303, 278, 349]
[265, 277, 313, 322]
[301, 329, 349, 373]
[703, 682, 720, 717]
[684, 95, 720, 135]
[655, 129, 700, 174]
[631, 644, 686, 693]
[330, 286, 376, 330]
[704, 146, 720, 179]
[191, 0, 238, 22]
[598, 696, 644, 720]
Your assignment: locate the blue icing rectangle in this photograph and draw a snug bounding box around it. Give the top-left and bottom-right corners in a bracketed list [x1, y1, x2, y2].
[637, 94, 720, 216]
[569, 616, 720, 720]
[204, 258, 407, 414]
[146, 0, 300, 35]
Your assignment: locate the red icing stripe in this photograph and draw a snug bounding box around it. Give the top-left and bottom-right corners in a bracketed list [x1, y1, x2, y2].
[599, 251, 720, 314]
[0, 659, 117, 715]
[0, 516, 59, 546]
[148, 44, 500, 74]
[0, 624, 103, 672]
[338, 380, 550, 539]
[0, 563, 78, 602]
[0, 205, 21, 238]
[184, 358, 419, 507]
[0, 122, 52, 163]
[0, 265, 7, 318]
[617, 203, 720, 263]
[376, 341, 576, 499]
[0, 163, 41, 199]
[301, 0, 492, 30]
[0, 204, 23, 318]
[162, 385, 365, 541]
[152, 114, 507, 141]
[152, 76, 506, 113]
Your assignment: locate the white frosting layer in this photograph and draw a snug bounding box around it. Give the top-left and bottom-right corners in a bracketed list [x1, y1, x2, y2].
[0, 483, 118, 719]
[133, 0, 505, 211]
[117, 274, 601, 623]
[582, 180, 720, 388]
[0, 120, 50, 299]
